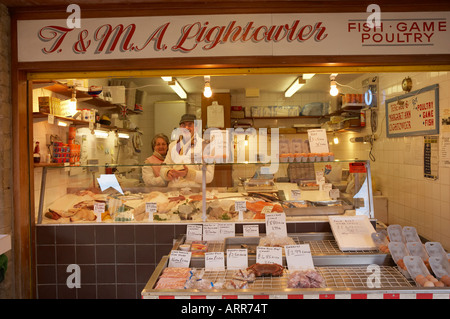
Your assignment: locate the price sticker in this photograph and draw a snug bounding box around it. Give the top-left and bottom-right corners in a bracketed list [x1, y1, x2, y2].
[145, 202, 157, 221]
[169, 250, 191, 268]
[94, 202, 105, 223]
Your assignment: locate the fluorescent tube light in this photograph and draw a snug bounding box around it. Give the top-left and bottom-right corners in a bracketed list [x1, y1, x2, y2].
[94, 130, 109, 138]
[285, 77, 306, 97]
[168, 80, 187, 99]
[161, 76, 172, 81]
[118, 133, 130, 139]
[302, 73, 315, 80]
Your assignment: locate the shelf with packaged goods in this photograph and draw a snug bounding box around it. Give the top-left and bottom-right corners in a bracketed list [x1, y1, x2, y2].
[32, 112, 138, 133]
[32, 80, 142, 115]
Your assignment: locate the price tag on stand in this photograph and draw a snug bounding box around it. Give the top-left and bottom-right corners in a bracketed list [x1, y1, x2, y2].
[243, 225, 259, 237]
[205, 252, 225, 270]
[186, 225, 203, 242]
[219, 223, 235, 240]
[307, 129, 329, 154]
[203, 223, 220, 242]
[145, 202, 157, 221]
[290, 189, 301, 201]
[265, 212, 287, 238]
[235, 201, 246, 220]
[256, 246, 282, 265]
[285, 244, 315, 270]
[94, 202, 105, 223]
[169, 250, 191, 268]
[227, 249, 248, 270]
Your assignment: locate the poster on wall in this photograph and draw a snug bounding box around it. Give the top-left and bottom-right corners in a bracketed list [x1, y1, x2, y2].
[385, 84, 439, 138]
[424, 135, 439, 180]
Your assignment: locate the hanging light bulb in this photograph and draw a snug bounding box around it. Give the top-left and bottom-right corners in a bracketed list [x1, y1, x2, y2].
[203, 75, 213, 98]
[333, 134, 339, 144]
[68, 89, 77, 116]
[329, 75, 339, 97]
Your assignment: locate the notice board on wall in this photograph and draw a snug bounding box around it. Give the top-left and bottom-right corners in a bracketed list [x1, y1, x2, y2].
[385, 84, 439, 138]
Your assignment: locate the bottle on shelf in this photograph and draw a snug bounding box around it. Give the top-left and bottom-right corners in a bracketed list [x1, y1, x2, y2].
[33, 141, 41, 163]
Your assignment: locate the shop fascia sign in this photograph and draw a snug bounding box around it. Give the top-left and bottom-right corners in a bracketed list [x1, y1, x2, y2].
[17, 11, 450, 62]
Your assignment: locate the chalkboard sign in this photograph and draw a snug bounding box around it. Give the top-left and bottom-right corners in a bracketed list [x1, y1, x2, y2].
[385, 84, 439, 137]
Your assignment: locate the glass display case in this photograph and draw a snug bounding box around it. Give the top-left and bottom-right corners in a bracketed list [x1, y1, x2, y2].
[34, 159, 374, 224]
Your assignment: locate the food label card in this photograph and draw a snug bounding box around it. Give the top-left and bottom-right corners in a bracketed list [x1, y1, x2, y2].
[265, 213, 287, 237]
[169, 250, 191, 268]
[243, 225, 259, 237]
[227, 249, 248, 270]
[219, 223, 235, 240]
[145, 202, 157, 221]
[205, 252, 225, 270]
[94, 202, 105, 223]
[203, 223, 220, 241]
[256, 246, 282, 265]
[186, 225, 203, 242]
[285, 244, 315, 270]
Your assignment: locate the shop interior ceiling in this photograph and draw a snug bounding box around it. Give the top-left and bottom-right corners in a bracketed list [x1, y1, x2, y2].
[113, 73, 362, 95]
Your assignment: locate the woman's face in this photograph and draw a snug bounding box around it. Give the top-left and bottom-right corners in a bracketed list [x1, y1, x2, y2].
[154, 137, 168, 156]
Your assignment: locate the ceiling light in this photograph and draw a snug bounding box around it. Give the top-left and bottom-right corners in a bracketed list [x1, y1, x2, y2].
[57, 120, 69, 127]
[302, 73, 315, 80]
[161, 76, 172, 81]
[284, 77, 306, 97]
[329, 75, 339, 97]
[203, 75, 213, 98]
[168, 80, 187, 99]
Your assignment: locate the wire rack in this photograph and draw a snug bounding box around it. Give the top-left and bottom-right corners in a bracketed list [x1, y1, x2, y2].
[198, 265, 414, 290]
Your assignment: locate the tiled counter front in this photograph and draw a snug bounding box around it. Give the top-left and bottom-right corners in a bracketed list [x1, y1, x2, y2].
[35, 222, 332, 299]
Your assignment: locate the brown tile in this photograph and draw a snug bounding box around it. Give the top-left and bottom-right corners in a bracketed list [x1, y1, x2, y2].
[116, 264, 135, 283]
[135, 225, 154, 244]
[135, 245, 154, 264]
[97, 265, 116, 283]
[55, 226, 75, 244]
[57, 264, 78, 285]
[295, 222, 316, 233]
[95, 225, 115, 244]
[79, 265, 96, 284]
[56, 245, 76, 264]
[136, 264, 155, 284]
[97, 284, 116, 299]
[315, 222, 331, 232]
[37, 285, 57, 299]
[174, 224, 187, 238]
[116, 244, 135, 263]
[77, 284, 97, 299]
[57, 284, 77, 299]
[115, 225, 135, 244]
[154, 225, 174, 244]
[117, 284, 137, 299]
[286, 223, 296, 233]
[37, 265, 56, 284]
[76, 226, 95, 244]
[96, 245, 115, 263]
[76, 245, 96, 264]
[155, 244, 173, 261]
[36, 245, 56, 265]
[36, 226, 55, 245]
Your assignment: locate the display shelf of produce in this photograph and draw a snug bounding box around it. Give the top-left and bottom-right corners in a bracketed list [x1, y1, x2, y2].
[32, 112, 138, 133]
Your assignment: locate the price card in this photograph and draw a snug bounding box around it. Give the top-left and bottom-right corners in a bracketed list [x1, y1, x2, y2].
[290, 189, 301, 200]
[307, 129, 329, 153]
[243, 225, 259, 237]
[256, 246, 282, 265]
[285, 244, 315, 270]
[203, 223, 220, 241]
[47, 114, 55, 124]
[94, 202, 105, 223]
[323, 183, 332, 193]
[219, 223, 235, 240]
[329, 188, 340, 199]
[329, 216, 377, 251]
[145, 202, 157, 221]
[186, 224, 203, 242]
[205, 252, 225, 270]
[315, 171, 325, 184]
[235, 201, 246, 220]
[261, 205, 274, 215]
[168, 250, 191, 268]
[265, 212, 287, 238]
[227, 249, 248, 270]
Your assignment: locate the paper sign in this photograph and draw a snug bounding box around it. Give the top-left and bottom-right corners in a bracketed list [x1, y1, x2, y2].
[168, 250, 191, 268]
[227, 249, 248, 270]
[47, 114, 54, 124]
[349, 162, 367, 173]
[265, 213, 287, 237]
[330, 188, 340, 199]
[203, 223, 220, 241]
[323, 183, 332, 193]
[290, 189, 301, 200]
[315, 171, 325, 184]
[97, 174, 124, 194]
[308, 129, 329, 153]
[243, 225, 259, 237]
[256, 246, 283, 265]
[329, 216, 377, 251]
[205, 252, 225, 270]
[285, 244, 315, 270]
[145, 202, 157, 221]
[94, 202, 105, 222]
[219, 223, 235, 240]
[186, 225, 203, 242]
